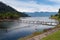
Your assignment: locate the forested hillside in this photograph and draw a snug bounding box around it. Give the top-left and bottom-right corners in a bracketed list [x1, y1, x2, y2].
[0, 2, 29, 19]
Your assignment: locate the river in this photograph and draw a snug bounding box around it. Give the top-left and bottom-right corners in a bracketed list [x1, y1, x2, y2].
[0, 17, 58, 40]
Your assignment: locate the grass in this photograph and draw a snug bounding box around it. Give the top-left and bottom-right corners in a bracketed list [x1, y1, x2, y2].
[51, 16, 60, 21]
[51, 16, 58, 20]
[41, 30, 60, 40]
[18, 31, 43, 40]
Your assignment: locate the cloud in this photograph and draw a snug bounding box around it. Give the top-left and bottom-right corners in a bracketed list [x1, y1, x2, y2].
[0, 0, 59, 12]
[49, 0, 60, 3]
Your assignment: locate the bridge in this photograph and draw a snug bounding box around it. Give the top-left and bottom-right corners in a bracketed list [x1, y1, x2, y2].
[18, 20, 59, 26]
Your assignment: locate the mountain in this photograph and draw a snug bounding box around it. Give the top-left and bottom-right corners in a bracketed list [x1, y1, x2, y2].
[25, 12, 57, 17]
[0, 2, 29, 19]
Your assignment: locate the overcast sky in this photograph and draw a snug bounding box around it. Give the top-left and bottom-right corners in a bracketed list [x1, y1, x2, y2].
[0, 0, 60, 12]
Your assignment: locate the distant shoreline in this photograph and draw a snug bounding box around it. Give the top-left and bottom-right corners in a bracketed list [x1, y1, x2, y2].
[0, 19, 19, 22]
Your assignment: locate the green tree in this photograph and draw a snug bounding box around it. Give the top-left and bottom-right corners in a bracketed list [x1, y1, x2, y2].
[58, 9, 60, 18]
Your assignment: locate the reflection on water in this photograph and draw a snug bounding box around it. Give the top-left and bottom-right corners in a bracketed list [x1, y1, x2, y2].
[0, 17, 57, 40]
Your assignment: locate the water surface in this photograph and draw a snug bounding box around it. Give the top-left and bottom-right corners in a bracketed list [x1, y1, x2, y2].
[0, 17, 57, 40]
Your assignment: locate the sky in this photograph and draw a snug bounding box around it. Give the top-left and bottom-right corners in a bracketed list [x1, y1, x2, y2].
[0, 0, 60, 12]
